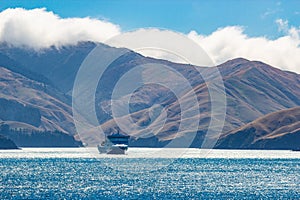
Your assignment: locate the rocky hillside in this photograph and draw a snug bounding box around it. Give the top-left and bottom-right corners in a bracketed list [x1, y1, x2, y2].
[216, 107, 300, 149]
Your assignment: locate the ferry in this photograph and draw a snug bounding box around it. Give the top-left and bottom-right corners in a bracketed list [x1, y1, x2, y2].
[97, 132, 130, 155]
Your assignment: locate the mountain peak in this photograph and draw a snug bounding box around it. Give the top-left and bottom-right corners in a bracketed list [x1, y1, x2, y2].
[222, 58, 250, 66]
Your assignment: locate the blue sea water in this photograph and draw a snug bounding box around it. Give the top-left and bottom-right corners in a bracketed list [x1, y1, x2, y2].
[0, 148, 299, 199]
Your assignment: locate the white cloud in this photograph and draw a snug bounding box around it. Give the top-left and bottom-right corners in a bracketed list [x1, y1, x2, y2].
[261, 9, 277, 18]
[0, 8, 121, 49]
[188, 23, 300, 74]
[276, 19, 289, 33]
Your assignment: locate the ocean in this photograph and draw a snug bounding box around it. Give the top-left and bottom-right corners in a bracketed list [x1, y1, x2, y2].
[1, 148, 299, 199]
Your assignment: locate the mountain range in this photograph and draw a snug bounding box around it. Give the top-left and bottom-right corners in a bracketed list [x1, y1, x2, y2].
[0, 42, 299, 149]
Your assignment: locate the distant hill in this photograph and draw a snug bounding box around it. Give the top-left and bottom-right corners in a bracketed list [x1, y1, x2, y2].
[216, 107, 300, 149]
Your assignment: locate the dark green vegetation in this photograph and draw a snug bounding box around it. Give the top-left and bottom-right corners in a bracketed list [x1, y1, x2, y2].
[0, 42, 299, 149]
[0, 124, 82, 147]
[0, 134, 18, 149]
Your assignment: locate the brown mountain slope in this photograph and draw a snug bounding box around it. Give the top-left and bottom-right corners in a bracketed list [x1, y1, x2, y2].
[219, 58, 300, 125]
[216, 107, 300, 149]
[0, 67, 74, 134]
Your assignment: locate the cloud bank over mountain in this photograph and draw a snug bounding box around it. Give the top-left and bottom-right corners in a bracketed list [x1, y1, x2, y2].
[188, 23, 300, 73]
[0, 8, 120, 49]
[0, 8, 299, 73]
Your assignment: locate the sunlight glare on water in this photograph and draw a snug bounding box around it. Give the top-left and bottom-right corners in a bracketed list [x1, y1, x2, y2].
[0, 148, 299, 199]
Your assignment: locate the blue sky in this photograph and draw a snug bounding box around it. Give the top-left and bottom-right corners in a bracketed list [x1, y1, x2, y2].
[0, 0, 299, 38]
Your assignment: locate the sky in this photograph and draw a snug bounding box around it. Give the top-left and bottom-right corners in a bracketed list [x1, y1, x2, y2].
[0, 0, 299, 73]
[0, 0, 299, 38]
